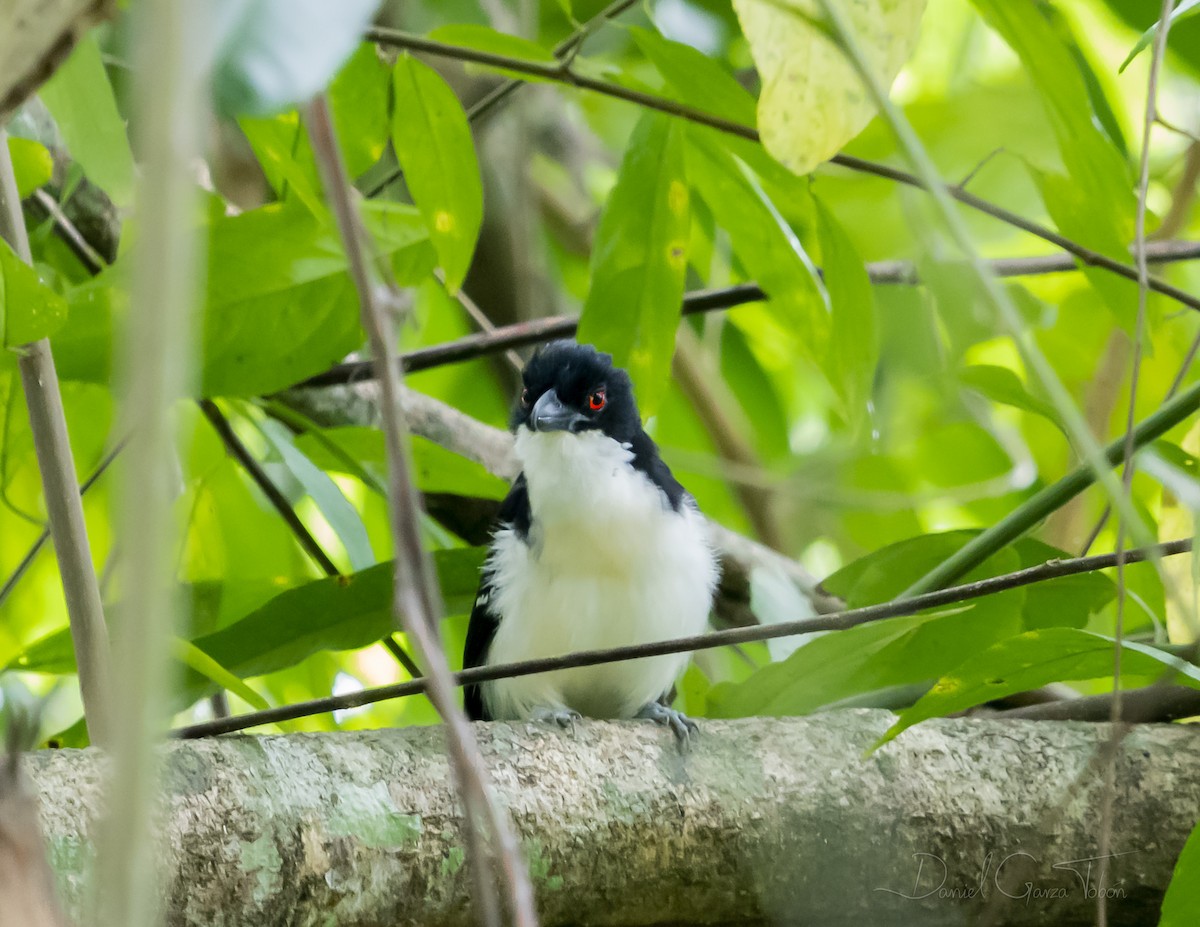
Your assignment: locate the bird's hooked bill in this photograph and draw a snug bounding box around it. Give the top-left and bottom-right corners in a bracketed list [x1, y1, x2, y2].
[531, 389, 587, 433]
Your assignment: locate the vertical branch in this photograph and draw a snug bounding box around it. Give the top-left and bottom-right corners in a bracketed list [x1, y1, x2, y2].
[0, 127, 112, 746]
[305, 96, 537, 927]
[93, 2, 205, 926]
[1098, 3, 1177, 924]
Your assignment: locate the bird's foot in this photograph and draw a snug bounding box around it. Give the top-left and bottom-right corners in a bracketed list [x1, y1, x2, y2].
[635, 702, 698, 749]
[529, 706, 582, 734]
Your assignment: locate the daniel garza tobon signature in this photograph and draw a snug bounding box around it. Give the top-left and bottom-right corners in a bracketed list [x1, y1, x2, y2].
[876, 850, 1136, 903]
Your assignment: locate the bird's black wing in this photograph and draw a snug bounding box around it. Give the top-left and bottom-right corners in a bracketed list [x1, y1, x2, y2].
[463, 474, 531, 721]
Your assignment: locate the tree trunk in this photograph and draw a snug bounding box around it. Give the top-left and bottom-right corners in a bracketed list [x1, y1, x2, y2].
[25, 712, 1200, 926]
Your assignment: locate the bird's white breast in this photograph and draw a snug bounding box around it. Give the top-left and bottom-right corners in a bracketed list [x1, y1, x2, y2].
[481, 429, 718, 720]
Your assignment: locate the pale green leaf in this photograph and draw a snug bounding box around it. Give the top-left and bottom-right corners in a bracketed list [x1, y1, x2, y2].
[253, 415, 376, 571]
[391, 54, 483, 292]
[969, 1, 1137, 328]
[1141, 449, 1200, 512]
[294, 426, 510, 500]
[732, 0, 927, 174]
[686, 129, 829, 360]
[38, 34, 134, 205]
[958, 364, 1063, 428]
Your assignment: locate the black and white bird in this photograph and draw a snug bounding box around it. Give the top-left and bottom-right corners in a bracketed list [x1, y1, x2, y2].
[463, 340, 719, 742]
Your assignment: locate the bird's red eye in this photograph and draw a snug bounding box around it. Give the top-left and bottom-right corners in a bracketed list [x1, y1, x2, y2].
[520, 388, 530, 407]
[588, 389, 606, 412]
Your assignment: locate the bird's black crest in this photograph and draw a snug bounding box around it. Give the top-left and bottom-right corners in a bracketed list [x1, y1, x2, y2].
[512, 340, 642, 441]
[512, 341, 685, 512]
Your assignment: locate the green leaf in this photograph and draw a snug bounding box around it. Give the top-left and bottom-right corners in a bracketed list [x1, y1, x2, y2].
[179, 549, 485, 704]
[879, 628, 1200, 746]
[38, 34, 135, 205]
[1, 239, 68, 348]
[630, 27, 756, 126]
[814, 194, 877, 423]
[171, 637, 270, 710]
[824, 531, 1114, 631]
[253, 415, 376, 571]
[12, 551, 486, 706]
[6, 137, 52, 197]
[1120, 0, 1200, 72]
[685, 129, 829, 368]
[969, 1, 1137, 327]
[708, 602, 1017, 718]
[52, 201, 434, 395]
[958, 364, 1063, 428]
[210, 0, 381, 117]
[710, 541, 1028, 718]
[200, 201, 426, 396]
[329, 42, 391, 178]
[391, 54, 483, 292]
[1161, 818, 1200, 927]
[238, 112, 328, 216]
[294, 426, 510, 500]
[577, 113, 690, 417]
[731, 0, 927, 175]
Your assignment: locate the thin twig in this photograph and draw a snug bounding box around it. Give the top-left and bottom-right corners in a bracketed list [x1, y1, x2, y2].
[198, 399, 341, 576]
[364, 26, 1200, 316]
[32, 188, 107, 273]
[0, 128, 113, 746]
[306, 95, 537, 927]
[0, 438, 126, 609]
[435, 269, 524, 372]
[295, 243, 1200, 388]
[171, 538, 1196, 739]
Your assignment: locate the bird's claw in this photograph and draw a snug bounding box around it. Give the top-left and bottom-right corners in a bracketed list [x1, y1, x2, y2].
[529, 706, 582, 734]
[636, 702, 698, 749]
